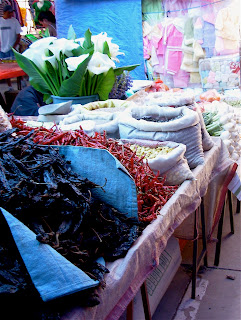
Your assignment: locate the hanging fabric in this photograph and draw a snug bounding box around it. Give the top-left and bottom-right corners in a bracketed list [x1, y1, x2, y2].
[0, 0, 24, 26]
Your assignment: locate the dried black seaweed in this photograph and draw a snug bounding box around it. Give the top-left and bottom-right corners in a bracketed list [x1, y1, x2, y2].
[0, 129, 140, 318]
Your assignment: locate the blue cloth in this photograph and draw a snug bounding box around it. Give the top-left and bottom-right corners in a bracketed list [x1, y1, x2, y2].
[55, 0, 145, 80]
[11, 86, 46, 116]
[57, 145, 138, 220]
[0, 207, 99, 302]
[0, 49, 15, 59]
[194, 18, 215, 58]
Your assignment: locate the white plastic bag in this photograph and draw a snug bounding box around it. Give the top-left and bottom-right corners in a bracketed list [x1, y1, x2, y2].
[59, 99, 134, 138]
[145, 90, 195, 107]
[0, 105, 12, 132]
[118, 105, 204, 168]
[120, 139, 195, 185]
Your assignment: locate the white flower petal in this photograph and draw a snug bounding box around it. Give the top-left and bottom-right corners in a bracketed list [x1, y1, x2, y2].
[29, 37, 57, 49]
[65, 54, 89, 71]
[43, 55, 58, 69]
[92, 32, 124, 62]
[87, 52, 115, 75]
[23, 48, 47, 72]
[48, 38, 81, 60]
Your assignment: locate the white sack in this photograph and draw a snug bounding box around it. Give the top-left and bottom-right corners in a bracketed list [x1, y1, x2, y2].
[120, 139, 195, 185]
[118, 106, 204, 168]
[145, 90, 195, 107]
[0, 106, 12, 132]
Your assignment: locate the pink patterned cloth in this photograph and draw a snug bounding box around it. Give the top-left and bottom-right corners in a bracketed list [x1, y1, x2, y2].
[156, 23, 184, 75]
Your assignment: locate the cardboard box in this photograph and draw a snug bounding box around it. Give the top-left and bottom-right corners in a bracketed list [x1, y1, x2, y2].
[132, 236, 181, 319]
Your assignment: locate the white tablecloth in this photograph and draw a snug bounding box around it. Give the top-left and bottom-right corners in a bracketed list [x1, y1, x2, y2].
[62, 137, 233, 320]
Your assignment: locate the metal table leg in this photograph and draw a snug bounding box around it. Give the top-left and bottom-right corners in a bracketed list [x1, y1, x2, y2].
[141, 281, 152, 320]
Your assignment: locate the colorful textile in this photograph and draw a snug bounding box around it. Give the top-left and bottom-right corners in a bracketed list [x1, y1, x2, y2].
[215, 5, 240, 42]
[194, 17, 216, 58]
[173, 68, 190, 88]
[32, 0, 52, 24]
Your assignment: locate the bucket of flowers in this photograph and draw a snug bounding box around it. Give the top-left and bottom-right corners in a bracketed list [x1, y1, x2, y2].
[13, 26, 139, 104]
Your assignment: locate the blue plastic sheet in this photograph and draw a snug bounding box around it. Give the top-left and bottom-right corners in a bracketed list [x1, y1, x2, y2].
[56, 145, 138, 220]
[0, 208, 99, 302]
[55, 0, 145, 79]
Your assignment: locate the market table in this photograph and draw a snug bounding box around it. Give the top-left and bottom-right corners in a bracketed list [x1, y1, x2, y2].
[60, 137, 234, 320]
[0, 62, 26, 90]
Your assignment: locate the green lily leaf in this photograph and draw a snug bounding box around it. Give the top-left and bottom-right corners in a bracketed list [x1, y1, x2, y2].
[96, 68, 115, 100]
[60, 52, 70, 80]
[67, 25, 76, 40]
[72, 29, 94, 56]
[102, 41, 111, 58]
[43, 93, 52, 103]
[58, 55, 91, 97]
[72, 46, 94, 56]
[13, 48, 52, 94]
[114, 64, 140, 76]
[83, 29, 93, 49]
[45, 60, 60, 94]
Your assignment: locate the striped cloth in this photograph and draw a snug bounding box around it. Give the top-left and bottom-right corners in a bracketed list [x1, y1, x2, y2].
[228, 166, 241, 200]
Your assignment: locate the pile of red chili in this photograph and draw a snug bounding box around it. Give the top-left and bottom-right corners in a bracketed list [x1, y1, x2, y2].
[10, 117, 179, 222]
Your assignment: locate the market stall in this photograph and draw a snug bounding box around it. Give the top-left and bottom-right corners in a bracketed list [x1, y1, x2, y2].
[59, 137, 233, 320]
[0, 116, 235, 319]
[0, 61, 26, 89]
[1, 0, 240, 318]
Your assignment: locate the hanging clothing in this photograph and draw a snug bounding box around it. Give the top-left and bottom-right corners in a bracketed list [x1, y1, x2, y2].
[181, 17, 205, 81]
[215, 4, 239, 54]
[32, 0, 52, 25]
[155, 22, 184, 75]
[194, 16, 216, 58]
[142, 0, 164, 26]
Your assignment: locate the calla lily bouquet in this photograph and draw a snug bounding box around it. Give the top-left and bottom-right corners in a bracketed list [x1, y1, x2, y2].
[13, 26, 139, 103]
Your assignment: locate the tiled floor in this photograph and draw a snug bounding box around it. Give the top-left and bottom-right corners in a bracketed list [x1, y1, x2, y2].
[153, 199, 241, 320]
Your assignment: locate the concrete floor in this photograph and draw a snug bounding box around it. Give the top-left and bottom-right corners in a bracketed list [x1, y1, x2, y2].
[153, 200, 241, 320]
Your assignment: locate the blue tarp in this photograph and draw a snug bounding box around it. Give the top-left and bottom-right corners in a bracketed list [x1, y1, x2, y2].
[0, 145, 138, 301]
[57, 145, 138, 220]
[1, 208, 99, 301]
[55, 0, 145, 79]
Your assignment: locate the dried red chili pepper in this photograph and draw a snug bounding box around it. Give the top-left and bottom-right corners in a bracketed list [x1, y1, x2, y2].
[10, 117, 179, 223]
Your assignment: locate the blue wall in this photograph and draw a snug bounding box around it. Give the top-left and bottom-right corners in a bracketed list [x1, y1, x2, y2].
[55, 0, 145, 79]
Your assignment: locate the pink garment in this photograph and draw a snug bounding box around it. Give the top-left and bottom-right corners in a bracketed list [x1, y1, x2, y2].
[164, 23, 183, 47]
[164, 24, 184, 75]
[153, 54, 165, 74]
[151, 35, 161, 49]
[156, 23, 165, 55]
[173, 69, 190, 88]
[143, 36, 151, 59]
[202, 12, 216, 25]
[165, 48, 183, 74]
[156, 23, 184, 75]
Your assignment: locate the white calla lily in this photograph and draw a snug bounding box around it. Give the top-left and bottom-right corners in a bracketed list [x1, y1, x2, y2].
[65, 54, 89, 72]
[48, 38, 80, 60]
[87, 52, 115, 75]
[75, 37, 85, 46]
[92, 32, 124, 62]
[43, 55, 58, 69]
[23, 48, 48, 72]
[108, 42, 124, 63]
[14, 26, 138, 101]
[29, 37, 57, 50]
